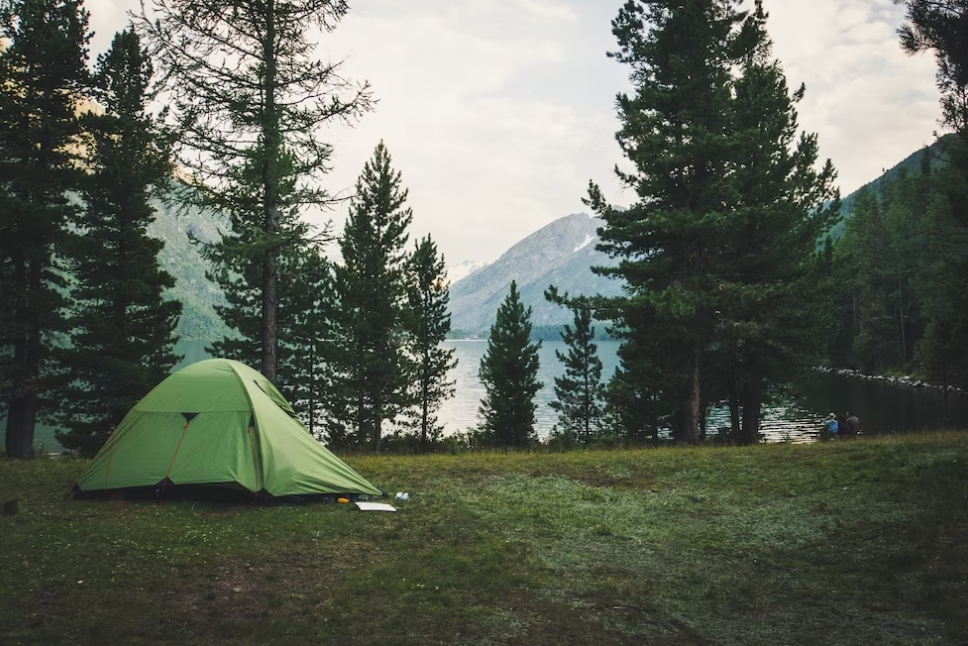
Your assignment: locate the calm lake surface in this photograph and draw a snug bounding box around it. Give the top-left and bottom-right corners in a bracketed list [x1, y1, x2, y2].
[440, 340, 968, 443]
[7, 339, 968, 453]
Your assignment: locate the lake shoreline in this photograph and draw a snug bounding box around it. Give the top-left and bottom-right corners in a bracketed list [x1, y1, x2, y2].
[816, 365, 967, 395]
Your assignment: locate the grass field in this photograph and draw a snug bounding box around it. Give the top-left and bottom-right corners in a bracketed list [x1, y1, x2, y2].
[2, 432, 967, 645]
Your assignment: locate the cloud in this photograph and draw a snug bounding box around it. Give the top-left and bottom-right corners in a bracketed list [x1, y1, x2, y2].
[763, 0, 942, 194]
[314, 0, 629, 264]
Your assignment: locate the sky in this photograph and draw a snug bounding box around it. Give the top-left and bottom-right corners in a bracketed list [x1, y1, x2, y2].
[84, 0, 943, 267]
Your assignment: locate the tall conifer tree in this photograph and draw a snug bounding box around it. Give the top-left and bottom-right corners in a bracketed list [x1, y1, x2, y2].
[0, 0, 90, 457]
[586, 0, 758, 443]
[137, 0, 372, 383]
[206, 239, 341, 436]
[283, 243, 341, 437]
[479, 281, 542, 448]
[589, 0, 836, 443]
[54, 28, 182, 456]
[334, 142, 414, 451]
[546, 293, 604, 445]
[403, 235, 457, 450]
[711, 9, 839, 443]
[896, 0, 968, 391]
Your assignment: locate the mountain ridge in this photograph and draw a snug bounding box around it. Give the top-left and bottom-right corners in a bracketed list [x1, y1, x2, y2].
[447, 212, 623, 335]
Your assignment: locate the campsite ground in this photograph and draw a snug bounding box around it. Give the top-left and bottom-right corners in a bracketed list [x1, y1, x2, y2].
[1, 432, 967, 645]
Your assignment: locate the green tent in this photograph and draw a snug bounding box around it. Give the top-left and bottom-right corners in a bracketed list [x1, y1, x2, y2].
[75, 358, 381, 499]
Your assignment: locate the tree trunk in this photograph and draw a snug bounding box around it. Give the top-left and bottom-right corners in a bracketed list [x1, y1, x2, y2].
[740, 377, 762, 445]
[373, 387, 383, 454]
[898, 279, 907, 366]
[729, 391, 740, 440]
[260, 0, 279, 384]
[420, 390, 429, 452]
[679, 342, 701, 444]
[308, 342, 317, 436]
[6, 258, 43, 459]
[261, 254, 278, 383]
[419, 364, 428, 450]
[5, 392, 35, 459]
[698, 398, 707, 441]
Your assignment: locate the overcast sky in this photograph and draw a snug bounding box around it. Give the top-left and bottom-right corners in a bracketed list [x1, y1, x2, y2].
[86, 0, 942, 267]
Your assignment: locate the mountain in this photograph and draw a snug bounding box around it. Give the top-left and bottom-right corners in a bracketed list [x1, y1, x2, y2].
[147, 139, 950, 341]
[448, 213, 623, 335]
[447, 259, 489, 283]
[146, 189, 230, 341]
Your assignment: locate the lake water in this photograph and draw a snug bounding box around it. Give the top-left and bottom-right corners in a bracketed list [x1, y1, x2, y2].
[6, 339, 968, 453]
[439, 340, 968, 443]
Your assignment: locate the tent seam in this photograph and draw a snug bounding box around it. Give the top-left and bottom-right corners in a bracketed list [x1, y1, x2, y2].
[230, 362, 265, 492]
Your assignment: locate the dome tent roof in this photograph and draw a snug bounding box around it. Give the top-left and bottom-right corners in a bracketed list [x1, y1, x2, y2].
[75, 359, 380, 499]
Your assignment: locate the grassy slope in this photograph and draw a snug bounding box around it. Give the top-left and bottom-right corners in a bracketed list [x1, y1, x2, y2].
[1, 432, 967, 645]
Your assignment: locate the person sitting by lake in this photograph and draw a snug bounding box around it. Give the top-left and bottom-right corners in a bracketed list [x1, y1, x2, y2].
[836, 413, 848, 437]
[825, 413, 839, 436]
[846, 411, 861, 436]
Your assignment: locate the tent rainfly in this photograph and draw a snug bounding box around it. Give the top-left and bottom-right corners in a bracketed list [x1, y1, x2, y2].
[74, 358, 381, 499]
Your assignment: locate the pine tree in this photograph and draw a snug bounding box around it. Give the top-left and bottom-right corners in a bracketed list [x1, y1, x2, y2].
[896, 1, 968, 392]
[137, 0, 372, 383]
[479, 281, 542, 448]
[546, 295, 604, 445]
[54, 27, 182, 456]
[602, 319, 671, 445]
[0, 0, 91, 458]
[588, 0, 836, 444]
[586, 0, 758, 443]
[916, 145, 968, 398]
[207, 239, 340, 436]
[334, 142, 414, 452]
[403, 235, 457, 450]
[896, 1, 968, 133]
[710, 11, 839, 443]
[283, 244, 341, 438]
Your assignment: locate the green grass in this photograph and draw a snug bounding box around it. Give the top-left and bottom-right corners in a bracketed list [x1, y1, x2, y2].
[3, 432, 968, 645]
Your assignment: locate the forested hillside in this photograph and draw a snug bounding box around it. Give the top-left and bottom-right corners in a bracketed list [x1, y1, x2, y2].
[825, 137, 968, 392]
[831, 137, 949, 240]
[146, 189, 229, 341]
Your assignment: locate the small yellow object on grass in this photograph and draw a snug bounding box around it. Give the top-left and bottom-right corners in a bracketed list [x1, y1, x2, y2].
[337, 497, 349, 504]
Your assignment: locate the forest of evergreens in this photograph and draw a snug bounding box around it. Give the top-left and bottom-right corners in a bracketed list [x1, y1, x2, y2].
[0, 0, 456, 458]
[2, 0, 967, 458]
[828, 141, 968, 390]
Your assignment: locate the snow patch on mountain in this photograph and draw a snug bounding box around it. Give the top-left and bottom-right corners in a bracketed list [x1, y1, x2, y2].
[573, 234, 594, 253]
[447, 259, 489, 283]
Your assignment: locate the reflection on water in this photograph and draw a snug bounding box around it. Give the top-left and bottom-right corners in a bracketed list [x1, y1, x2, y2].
[6, 339, 967, 453]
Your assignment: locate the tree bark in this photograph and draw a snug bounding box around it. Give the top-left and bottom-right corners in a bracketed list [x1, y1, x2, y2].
[420, 385, 429, 451]
[5, 393, 35, 459]
[260, 0, 279, 384]
[740, 377, 762, 445]
[729, 391, 741, 440]
[261, 253, 278, 383]
[679, 342, 702, 443]
[5, 256, 43, 459]
[898, 278, 907, 365]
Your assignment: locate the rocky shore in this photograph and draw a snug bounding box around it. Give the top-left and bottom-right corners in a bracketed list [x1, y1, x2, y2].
[816, 366, 967, 395]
